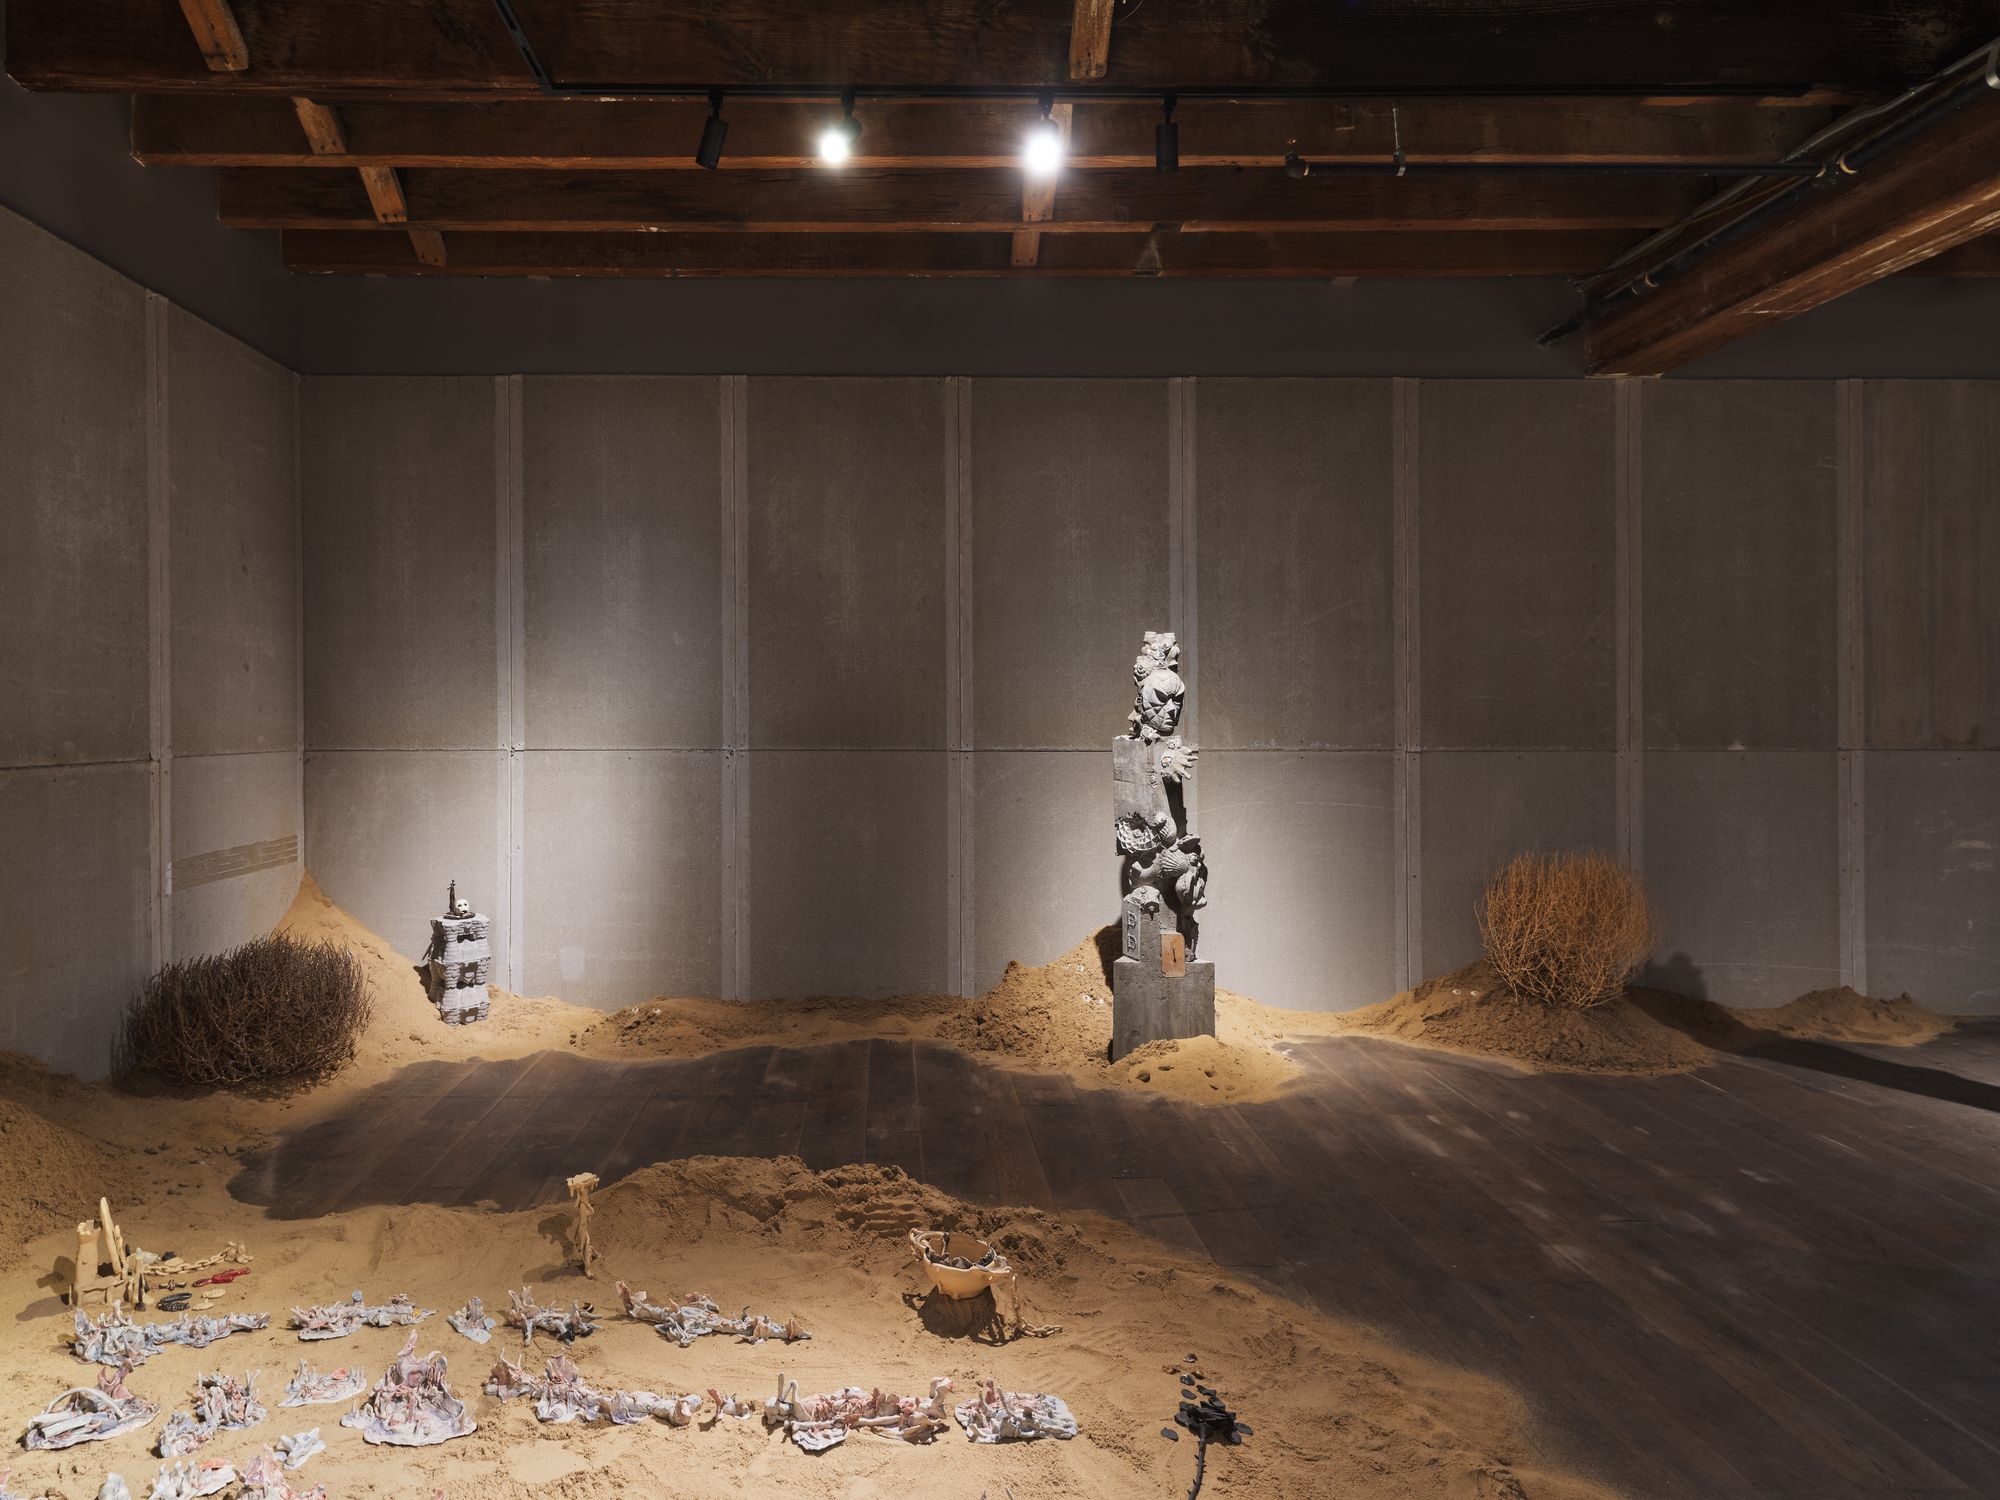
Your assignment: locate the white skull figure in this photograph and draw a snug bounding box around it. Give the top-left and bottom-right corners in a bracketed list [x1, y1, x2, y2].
[450, 896, 472, 919]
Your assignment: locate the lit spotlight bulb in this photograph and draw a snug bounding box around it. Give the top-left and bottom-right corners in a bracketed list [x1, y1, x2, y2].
[819, 95, 861, 167]
[1022, 118, 1064, 178]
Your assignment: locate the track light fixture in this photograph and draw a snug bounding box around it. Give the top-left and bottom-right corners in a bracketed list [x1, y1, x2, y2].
[818, 90, 861, 166]
[1156, 94, 1179, 173]
[1023, 92, 1064, 178]
[695, 90, 728, 170]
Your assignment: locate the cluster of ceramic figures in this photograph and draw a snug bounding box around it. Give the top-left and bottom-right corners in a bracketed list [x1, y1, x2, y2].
[18, 1277, 1075, 1493]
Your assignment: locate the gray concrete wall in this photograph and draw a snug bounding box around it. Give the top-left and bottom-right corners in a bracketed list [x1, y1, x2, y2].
[0, 211, 301, 1076]
[296, 372, 2000, 1018]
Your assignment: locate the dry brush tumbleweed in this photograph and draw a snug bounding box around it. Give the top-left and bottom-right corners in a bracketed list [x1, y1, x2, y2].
[120, 935, 371, 1088]
[1477, 851, 1659, 1009]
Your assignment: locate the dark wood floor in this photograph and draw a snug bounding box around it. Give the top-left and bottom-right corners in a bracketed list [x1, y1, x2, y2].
[232, 1023, 2000, 1500]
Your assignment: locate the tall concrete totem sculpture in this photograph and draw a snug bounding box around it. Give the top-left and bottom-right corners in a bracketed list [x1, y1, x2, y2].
[1110, 631, 1215, 1060]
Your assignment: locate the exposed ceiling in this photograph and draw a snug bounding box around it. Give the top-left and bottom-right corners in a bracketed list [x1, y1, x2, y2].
[7, 1, 2000, 372]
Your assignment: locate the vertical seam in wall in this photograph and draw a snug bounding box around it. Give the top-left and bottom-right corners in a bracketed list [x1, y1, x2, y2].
[145, 294, 173, 973]
[944, 378, 976, 996]
[1837, 379, 1867, 991]
[1615, 379, 1644, 875]
[1392, 378, 1420, 990]
[719, 376, 751, 999]
[496, 376, 527, 992]
[292, 373, 306, 887]
[1168, 378, 1199, 819]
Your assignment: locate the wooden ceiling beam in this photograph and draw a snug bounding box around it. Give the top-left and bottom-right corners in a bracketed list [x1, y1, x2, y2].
[218, 165, 1702, 235]
[281, 227, 1646, 278]
[173, 0, 247, 73]
[1902, 232, 2000, 274]
[1586, 91, 2000, 373]
[9, 1, 1987, 96]
[133, 95, 1839, 172]
[1069, 0, 1116, 82]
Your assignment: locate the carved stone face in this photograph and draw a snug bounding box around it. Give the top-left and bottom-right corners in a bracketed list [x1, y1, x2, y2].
[450, 897, 472, 919]
[1134, 665, 1185, 739]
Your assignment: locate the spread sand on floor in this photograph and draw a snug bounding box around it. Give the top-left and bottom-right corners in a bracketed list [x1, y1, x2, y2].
[579, 930, 1332, 1104]
[1338, 960, 1959, 1075]
[0, 1134, 1622, 1500]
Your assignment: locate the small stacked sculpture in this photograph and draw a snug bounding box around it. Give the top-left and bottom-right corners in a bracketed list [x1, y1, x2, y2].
[421, 881, 490, 1024]
[1110, 631, 1213, 1060]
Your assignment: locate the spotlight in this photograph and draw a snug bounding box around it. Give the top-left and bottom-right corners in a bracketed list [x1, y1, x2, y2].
[695, 90, 727, 170]
[1156, 94, 1179, 173]
[818, 91, 861, 166]
[1023, 94, 1064, 178]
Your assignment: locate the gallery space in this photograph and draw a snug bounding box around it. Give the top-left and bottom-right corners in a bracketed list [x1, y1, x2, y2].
[2, 6, 1998, 1499]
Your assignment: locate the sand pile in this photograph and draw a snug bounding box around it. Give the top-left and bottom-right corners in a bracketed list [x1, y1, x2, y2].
[0, 1136, 1621, 1500]
[1748, 985, 1955, 1047]
[1342, 961, 1959, 1075]
[0, 1101, 153, 1268]
[580, 930, 1330, 1104]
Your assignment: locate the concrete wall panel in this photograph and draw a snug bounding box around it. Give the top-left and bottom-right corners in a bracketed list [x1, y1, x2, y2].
[971, 380, 1169, 748]
[0, 764, 152, 1076]
[171, 750, 301, 960]
[1643, 752, 1840, 1005]
[522, 750, 722, 1005]
[1197, 380, 1395, 749]
[1418, 381, 1616, 749]
[1201, 751, 1398, 1008]
[748, 378, 946, 749]
[1417, 751, 1618, 980]
[522, 377, 722, 749]
[746, 751, 948, 997]
[303, 378, 495, 750]
[0, 212, 149, 767]
[1863, 381, 2000, 750]
[1865, 752, 2000, 1012]
[169, 308, 299, 756]
[1642, 382, 1837, 750]
[304, 750, 501, 961]
[972, 751, 1117, 993]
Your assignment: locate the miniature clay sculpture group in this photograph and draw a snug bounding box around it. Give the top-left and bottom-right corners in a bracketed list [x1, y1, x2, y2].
[909, 1229, 1012, 1301]
[289, 1292, 431, 1340]
[238, 1448, 327, 1500]
[72, 1306, 269, 1367]
[63, 1200, 253, 1314]
[501, 1287, 596, 1348]
[762, 1374, 960, 1451]
[954, 1378, 1079, 1444]
[156, 1370, 266, 1458]
[446, 1297, 493, 1344]
[339, 1334, 476, 1447]
[20, 1366, 159, 1449]
[278, 1360, 367, 1408]
[484, 1355, 700, 1428]
[616, 1281, 810, 1349]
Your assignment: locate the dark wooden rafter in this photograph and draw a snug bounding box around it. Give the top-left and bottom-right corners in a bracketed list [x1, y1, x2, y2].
[1013, 102, 1073, 268]
[216, 166, 1705, 234]
[130, 94, 1842, 171]
[1586, 88, 2000, 373]
[173, 0, 246, 73]
[280, 227, 1648, 277]
[1068, 0, 1116, 82]
[10, 1, 1991, 96]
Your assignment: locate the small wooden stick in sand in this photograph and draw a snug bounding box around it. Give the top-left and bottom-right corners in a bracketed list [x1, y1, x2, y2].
[566, 1173, 600, 1278]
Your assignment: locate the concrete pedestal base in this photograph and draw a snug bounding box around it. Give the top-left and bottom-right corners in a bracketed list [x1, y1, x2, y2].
[1110, 955, 1215, 1061]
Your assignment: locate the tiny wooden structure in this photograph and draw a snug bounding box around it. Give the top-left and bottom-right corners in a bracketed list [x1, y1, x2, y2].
[422, 880, 491, 1024]
[566, 1172, 599, 1278]
[67, 1197, 141, 1309]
